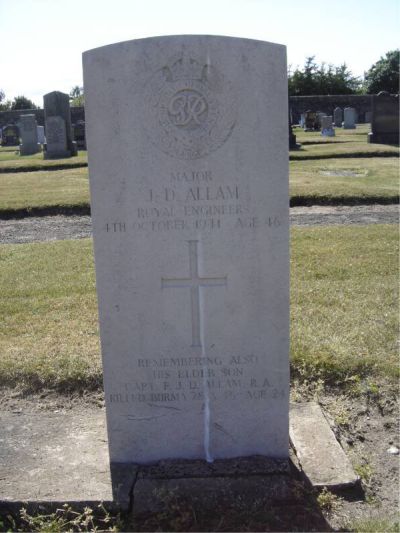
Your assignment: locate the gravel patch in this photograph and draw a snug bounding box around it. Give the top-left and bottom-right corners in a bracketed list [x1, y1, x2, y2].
[0, 205, 398, 244]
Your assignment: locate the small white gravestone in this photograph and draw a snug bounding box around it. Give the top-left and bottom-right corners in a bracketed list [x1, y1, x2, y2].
[45, 116, 68, 157]
[83, 35, 289, 464]
[343, 107, 356, 129]
[37, 125, 45, 144]
[321, 116, 335, 137]
[19, 114, 40, 155]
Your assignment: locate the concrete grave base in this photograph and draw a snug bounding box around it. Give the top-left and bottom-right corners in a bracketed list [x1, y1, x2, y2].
[0, 403, 358, 514]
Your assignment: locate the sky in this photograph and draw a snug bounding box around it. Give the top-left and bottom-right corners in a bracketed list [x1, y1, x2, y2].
[0, 0, 399, 107]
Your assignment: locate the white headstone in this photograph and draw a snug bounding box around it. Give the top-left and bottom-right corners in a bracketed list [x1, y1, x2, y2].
[19, 114, 40, 155]
[83, 35, 289, 464]
[342, 107, 356, 129]
[45, 116, 68, 157]
[321, 115, 335, 137]
[37, 125, 45, 144]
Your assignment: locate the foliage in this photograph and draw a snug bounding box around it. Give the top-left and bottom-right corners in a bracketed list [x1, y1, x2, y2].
[18, 504, 119, 532]
[316, 487, 342, 512]
[0, 89, 11, 111]
[70, 85, 85, 107]
[11, 95, 37, 110]
[364, 50, 400, 94]
[288, 56, 362, 95]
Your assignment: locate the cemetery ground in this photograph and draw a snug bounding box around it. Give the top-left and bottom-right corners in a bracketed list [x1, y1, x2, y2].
[0, 126, 399, 532]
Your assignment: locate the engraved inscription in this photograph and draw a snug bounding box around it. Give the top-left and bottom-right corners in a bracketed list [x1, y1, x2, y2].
[144, 56, 236, 160]
[162, 240, 227, 347]
[168, 89, 208, 128]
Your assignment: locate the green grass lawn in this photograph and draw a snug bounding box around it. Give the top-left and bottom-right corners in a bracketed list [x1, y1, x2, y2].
[0, 167, 90, 212]
[0, 148, 87, 171]
[0, 225, 397, 392]
[292, 124, 399, 159]
[0, 153, 398, 215]
[290, 157, 399, 203]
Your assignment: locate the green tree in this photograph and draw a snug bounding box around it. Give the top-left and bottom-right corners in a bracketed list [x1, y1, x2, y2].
[288, 56, 362, 95]
[70, 86, 84, 107]
[11, 95, 37, 110]
[0, 89, 11, 111]
[364, 50, 400, 94]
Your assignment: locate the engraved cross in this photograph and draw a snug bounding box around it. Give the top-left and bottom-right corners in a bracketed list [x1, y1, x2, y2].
[162, 240, 227, 348]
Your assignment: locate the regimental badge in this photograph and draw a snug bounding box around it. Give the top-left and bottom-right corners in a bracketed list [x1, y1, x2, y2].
[144, 55, 237, 160]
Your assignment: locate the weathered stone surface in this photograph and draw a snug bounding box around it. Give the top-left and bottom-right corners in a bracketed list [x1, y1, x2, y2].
[43, 91, 77, 159]
[321, 115, 335, 137]
[0, 411, 135, 512]
[83, 35, 289, 464]
[44, 115, 68, 158]
[37, 124, 45, 144]
[342, 107, 356, 129]
[368, 92, 399, 145]
[333, 107, 343, 127]
[289, 402, 359, 489]
[19, 114, 40, 155]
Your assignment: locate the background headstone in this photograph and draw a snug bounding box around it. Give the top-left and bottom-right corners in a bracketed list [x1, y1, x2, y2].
[19, 114, 40, 155]
[315, 111, 325, 130]
[83, 35, 289, 465]
[43, 91, 77, 159]
[333, 107, 343, 127]
[304, 110, 317, 131]
[45, 116, 68, 156]
[342, 107, 356, 129]
[1, 124, 19, 146]
[364, 110, 372, 123]
[73, 120, 86, 149]
[37, 125, 45, 144]
[321, 115, 335, 137]
[368, 92, 399, 145]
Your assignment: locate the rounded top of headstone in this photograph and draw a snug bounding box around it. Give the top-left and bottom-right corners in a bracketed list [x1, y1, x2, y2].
[83, 34, 286, 57]
[377, 91, 390, 97]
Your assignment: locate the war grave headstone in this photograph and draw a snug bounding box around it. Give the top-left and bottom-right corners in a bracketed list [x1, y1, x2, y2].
[18, 114, 40, 155]
[1, 124, 19, 146]
[83, 35, 289, 466]
[333, 107, 343, 127]
[37, 125, 45, 144]
[321, 115, 335, 137]
[342, 107, 356, 129]
[368, 92, 399, 145]
[304, 110, 317, 131]
[43, 91, 77, 159]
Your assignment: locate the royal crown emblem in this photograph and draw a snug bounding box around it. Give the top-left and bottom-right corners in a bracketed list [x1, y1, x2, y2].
[144, 55, 236, 160]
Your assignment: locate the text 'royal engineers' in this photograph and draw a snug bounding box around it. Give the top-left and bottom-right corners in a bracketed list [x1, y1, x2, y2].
[83, 35, 289, 464]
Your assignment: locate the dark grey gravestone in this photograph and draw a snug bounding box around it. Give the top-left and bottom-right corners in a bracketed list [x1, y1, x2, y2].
[304, 110, 317, 131]
[333, 107, 343, 127]
[43, 91, 77, 159]
[73, 120, 86, 149]
[368, 92, 399, 145]
[1, 124, 19, 146]
[19, 114, 40, 155]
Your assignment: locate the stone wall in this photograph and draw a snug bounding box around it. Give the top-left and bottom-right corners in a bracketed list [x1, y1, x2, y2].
[0, 96, 389, 129]
[0, 107, 85, 128]
[289, 95, 373, 124]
